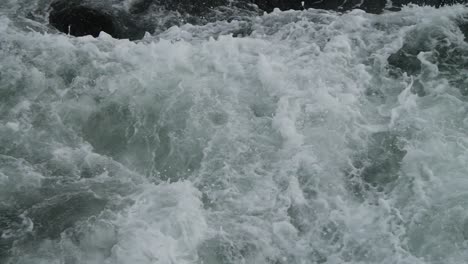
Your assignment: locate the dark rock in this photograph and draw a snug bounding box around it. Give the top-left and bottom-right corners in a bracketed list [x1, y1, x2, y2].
[49, 0, 146, 40]
[129, 0, 227, 15]
[387, 49, 422, 75]
[49, 2, 117, 38]
[253, 0, 304, 12]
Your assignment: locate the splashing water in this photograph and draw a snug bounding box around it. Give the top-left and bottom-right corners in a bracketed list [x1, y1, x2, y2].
[1, 1, 468, 263]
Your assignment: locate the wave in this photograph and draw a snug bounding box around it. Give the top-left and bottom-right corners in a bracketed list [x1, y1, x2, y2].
[1, 1, 468, 263]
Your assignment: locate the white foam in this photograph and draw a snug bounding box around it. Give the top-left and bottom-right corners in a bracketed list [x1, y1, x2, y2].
[2, 4, 468, 264]
[107, 182, 207, 264]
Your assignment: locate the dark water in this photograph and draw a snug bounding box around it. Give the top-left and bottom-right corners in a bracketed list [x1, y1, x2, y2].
[1, 1, 468, 263]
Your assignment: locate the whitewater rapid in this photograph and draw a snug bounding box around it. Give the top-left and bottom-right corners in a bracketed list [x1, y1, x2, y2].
[1, 2, 468, 264]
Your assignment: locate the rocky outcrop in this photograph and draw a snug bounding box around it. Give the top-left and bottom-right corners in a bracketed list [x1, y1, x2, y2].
[49, 4, 116, 38]
[49, 0, 147, 40]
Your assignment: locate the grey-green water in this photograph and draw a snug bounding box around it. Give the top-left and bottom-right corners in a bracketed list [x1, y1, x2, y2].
[1, 1, 468, 263]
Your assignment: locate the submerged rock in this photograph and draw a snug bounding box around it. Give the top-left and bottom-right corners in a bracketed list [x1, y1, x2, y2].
[387, 49, 422, 75]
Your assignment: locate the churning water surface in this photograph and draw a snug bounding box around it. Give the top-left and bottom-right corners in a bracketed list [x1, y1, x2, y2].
[1, 1, 468, 263]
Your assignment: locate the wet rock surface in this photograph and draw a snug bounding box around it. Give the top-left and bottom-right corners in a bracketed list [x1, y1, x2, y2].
[49, 0, 147, 39]
[49, 5, 116, 38]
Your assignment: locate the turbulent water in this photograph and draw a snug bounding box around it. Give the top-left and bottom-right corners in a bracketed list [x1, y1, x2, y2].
[1, 1, 468, 263]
